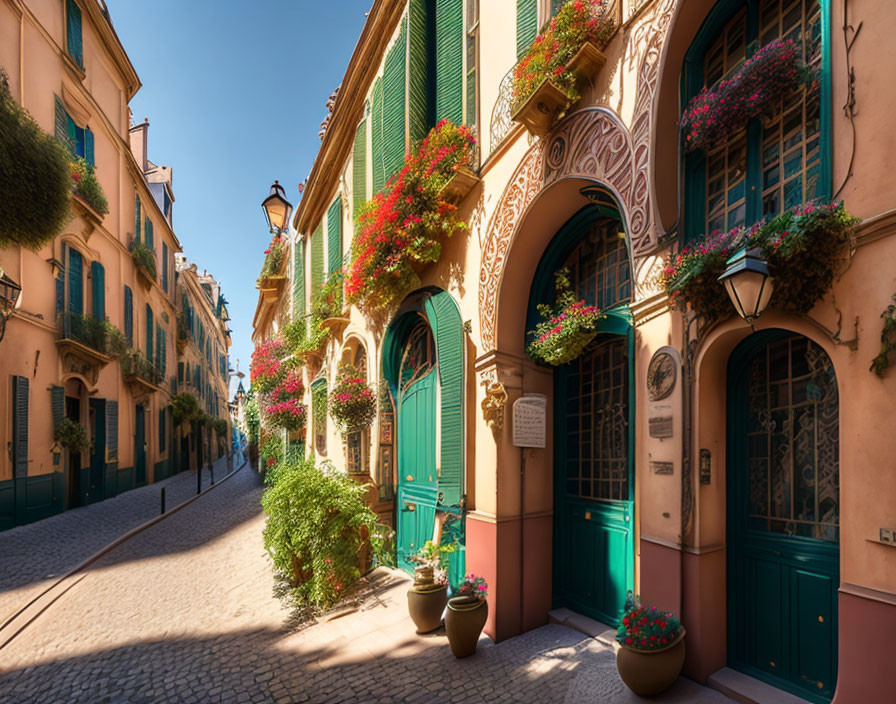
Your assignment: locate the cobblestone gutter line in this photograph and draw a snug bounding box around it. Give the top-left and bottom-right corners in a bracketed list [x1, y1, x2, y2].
[0, 457, 249, 652]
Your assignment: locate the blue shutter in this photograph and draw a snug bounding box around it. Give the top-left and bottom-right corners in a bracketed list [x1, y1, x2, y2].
[123, 285, 133, 344]
[162, 242, 169, 292]
[91, 261, 105, 320]
[12, 376, 29, 478]
[68, 248, 83, 315]
[146, 305, 154, 362]
[54, 96, 74, 153]
[155, 324, 162, 371]
[66, 0, 84, 68]
[106, 401, 118, 462]
[85, 128, 94, 167]
[144, 217, 154, 250]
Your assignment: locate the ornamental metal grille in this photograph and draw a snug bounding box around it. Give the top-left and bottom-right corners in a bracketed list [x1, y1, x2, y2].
[746, 335, 839, 542]
[564, 218, 631, 310]
[702, 0, 822, 234]
[565, 336, 629, 501]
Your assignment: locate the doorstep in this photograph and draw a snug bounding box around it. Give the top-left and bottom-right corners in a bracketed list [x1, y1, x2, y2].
[548, 608, 618, 649]
[707, 667, 813, 704]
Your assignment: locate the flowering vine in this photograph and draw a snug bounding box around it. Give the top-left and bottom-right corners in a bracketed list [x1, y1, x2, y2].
[250, 338, 288, 394]
[328, 365, 377, 433]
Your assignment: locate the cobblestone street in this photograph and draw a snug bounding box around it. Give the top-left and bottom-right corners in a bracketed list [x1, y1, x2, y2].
[0, 463, 731, 704]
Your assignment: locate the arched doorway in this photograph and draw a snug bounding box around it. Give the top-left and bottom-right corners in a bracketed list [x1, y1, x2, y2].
[527, 203, 635, 626]
[727, 330, 839, 702]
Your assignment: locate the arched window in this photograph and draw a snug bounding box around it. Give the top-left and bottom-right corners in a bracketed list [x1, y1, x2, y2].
[684, 0, 827, 240]
[562, 216, 632, 310]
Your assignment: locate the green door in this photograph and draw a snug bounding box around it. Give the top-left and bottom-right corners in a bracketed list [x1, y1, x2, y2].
[554, 333, 634, 626]
[396, 322, 439, 573]
[88, 398, 106, 504]
[135, 405, 146, 486]
[727, 332, 839, 703]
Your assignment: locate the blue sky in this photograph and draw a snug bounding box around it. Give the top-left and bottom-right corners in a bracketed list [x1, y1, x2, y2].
[104, 0, 372, 396]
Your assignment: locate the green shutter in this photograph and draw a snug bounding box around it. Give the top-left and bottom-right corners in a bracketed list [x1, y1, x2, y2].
[161, 329, 167, 375]
[436, 0, 464, 125]
[68, 248, 83, 315]
[159, 408, 166, 452]
[85, 128, 94, 167]
[144, 217, 154, 250]
[66, 0, 83, 68]
[352, 119, 367, 223]
[66, 113, 78, 154]
[311, 222, 324, 291]
[12, 376, 29, 479]
[293, 240, 306, 332]
[51, 385, 64, 427]
[54, 96, 74, 153]
[134, 194, 141, 243]
[382, 18, 408, 181]
[424, 291, 464, 507]
[146, 305, 154, 362]
[156, 324, 162, 371]
[327, 196, 343, 276]
[408, 0, 431, 142]
[91, 261, 105, 320]
[162, 242, 169, 292]
[371, 78, 385, 194]
[124, 285, 133, 344]
[106, 401, 118, 462]
[517, 0, 538, 60]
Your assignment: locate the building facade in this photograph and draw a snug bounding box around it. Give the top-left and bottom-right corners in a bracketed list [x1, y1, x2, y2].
[253, 1, 896, 702]
[0, 0, 231, 528]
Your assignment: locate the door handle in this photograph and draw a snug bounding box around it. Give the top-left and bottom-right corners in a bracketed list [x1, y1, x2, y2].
[403, 502, 416, 512]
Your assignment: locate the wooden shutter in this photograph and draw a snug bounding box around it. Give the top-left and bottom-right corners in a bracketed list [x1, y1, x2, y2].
[371, 78, 385, 194]
[382, 18, 408, 180]
[161, 329, 167, 375]
[517, 0, 538, 60]
[155, 324, 162, 371]
[66, 0, 83, 68]
[54, 96, 74, 153]
[91, 261, 105, 320]
[123, 285, 133, 344]
[50, 385, 64, 427]
[145, 217, 154, 250]
[311, 221, 324, 291]
[12, 376, 29, 479]
[436, 0, 464, 125]
[424, 291, 464, 507]
[293, 239, 306, 322]
[134, 194, 141, 243]
[352, 120, 367, 223]
[85, 128, 94, 167]
[106, 401, 118, 462]
[55, 270, 65, 316]
[158, 408, 166, 452]
[408, 0, 431, 142]
[68, 247, 83, 315]
[162, 242, 169, 292]
[327, 196, 343, 276]
[146, 305, 154, 362]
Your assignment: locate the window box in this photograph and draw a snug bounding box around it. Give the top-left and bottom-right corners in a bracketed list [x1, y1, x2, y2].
[567, 41, 608, 87]
[70, 192, 103, 239]
[511, 79, 570, 138]
[438, 166, 481, 205]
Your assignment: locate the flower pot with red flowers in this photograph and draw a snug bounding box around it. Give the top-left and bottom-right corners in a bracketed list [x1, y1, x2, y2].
[445, 574, 489, 658]
[615, 598, 686, 696]
[250, 338, 289, 394]
[328, 365, 377, 434]
[511, 0, 615, 137]
[526, 268, 603, 366]
[406, 540, 456, 634]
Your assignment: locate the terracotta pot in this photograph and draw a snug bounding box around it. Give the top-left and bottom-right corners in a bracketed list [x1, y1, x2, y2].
[407, 584, 447, 634]
[445, 596, 488, 658]
[616, 629, 686, 697]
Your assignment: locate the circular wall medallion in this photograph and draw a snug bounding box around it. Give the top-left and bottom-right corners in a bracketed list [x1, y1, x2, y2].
[647, 351, 677, 401]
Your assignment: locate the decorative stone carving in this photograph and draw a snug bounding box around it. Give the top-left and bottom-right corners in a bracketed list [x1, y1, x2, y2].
[481, 381, 508, 431]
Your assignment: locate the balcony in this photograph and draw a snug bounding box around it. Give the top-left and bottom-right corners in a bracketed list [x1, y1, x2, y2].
[55, 313, 116, 389]
[120, 348, 164, 397]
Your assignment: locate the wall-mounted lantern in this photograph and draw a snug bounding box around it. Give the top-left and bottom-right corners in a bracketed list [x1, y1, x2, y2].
[718, 248, 774, 325]
[261, 180, 293, 235]
[0, 269, 23, 344]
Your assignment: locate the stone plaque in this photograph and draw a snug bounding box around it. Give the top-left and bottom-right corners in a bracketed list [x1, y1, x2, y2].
[650, 461, 674, 475]
[647, 350, 677, 401]
[700, 449, 712, 485]
[512, 394, 546, 448]
[649, 416, 674, 439]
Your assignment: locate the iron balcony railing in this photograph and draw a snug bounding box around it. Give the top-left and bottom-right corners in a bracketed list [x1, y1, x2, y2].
[58, 312, 115, 356]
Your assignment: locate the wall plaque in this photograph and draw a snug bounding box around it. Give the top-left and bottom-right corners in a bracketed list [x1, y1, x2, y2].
[700, 449, 712, 485]
[649, 416, 674, 439]
[650, 461, 674, 475]
[512, 394, 546, 448]
[647, 350, 677, 401]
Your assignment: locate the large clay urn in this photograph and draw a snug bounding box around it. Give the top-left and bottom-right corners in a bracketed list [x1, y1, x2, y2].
[445, 595, 488, 658]
[406, 566, 447, 634]
[616, 629, 686, 696]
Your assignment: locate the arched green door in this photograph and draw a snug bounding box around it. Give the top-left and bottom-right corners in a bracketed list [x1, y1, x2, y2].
[727, 331, 839, 702]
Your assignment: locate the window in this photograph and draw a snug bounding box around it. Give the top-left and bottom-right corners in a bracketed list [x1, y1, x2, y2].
[66, 0, 83, 69]
[684, 0, 826, 240]
[54, 96, 93, 165]
[562, 215, 632, 310]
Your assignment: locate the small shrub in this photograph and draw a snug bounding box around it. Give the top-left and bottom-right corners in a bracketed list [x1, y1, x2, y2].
[71, 157, 109, 216]
[130, 240, 157, 280]
[54, 417, 89, 453]
[311, 274, 345, 320]
[0, 69, 73, 249]
[262, 456, 393, 609]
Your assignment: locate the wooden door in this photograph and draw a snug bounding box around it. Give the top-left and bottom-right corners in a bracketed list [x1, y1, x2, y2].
[135, 405, 146, 486]
[88, 398, 106, 504]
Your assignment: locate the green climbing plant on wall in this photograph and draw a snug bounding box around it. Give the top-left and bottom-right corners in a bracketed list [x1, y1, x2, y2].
[870, 295, 896, 377]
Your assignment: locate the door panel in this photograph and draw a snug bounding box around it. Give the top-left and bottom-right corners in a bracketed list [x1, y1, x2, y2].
[135, 405, 146, 485]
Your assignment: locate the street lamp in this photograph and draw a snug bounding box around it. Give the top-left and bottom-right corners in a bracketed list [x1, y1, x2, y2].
[261, 180, 293, 234]
[718, 247, 774, 325]
[0, 268, 22, 344]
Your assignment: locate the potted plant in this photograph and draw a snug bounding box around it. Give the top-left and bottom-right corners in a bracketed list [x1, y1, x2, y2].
[328, 365, 377, 433]
[406, 540, 455, 634]
[615, 597, 686, 696]
[445, 573, 489, 658]
[526, 268, 603, 366]
[54, 417, 89, 454]
[511, 0, 616, 137]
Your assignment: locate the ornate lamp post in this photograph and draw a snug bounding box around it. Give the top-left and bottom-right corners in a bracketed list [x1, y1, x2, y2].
[0, 268, 23, 344]
[718, 247, 774, 325]
[261, 180, 293, 235]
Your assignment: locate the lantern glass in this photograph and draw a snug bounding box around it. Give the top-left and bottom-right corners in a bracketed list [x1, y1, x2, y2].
[261, 181, 293, 234]
[719, 248, 774, 324]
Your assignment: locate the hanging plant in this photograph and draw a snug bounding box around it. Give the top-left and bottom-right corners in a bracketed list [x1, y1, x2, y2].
[328, 365, 377, 433]
[268, 368, 304, 406]
[54, 417, 89, 453]
[512, 0, 616, 112]
[169, 392, 202, 427]
[250, 338, 289, 394]
[212, 417, 229, 437]
[258, 235, 286, 282]
[130, 239, 157, 280]
[71, 157, 109, 216]
[264, 398, 307, 433]
[527, 268, 603, 366]
[681, 39, 808, 153]
[662, 201, 860, 321]
[0, 69, 73, 250]
[870, 296, 896, 377]
[346, 120, 476, 312]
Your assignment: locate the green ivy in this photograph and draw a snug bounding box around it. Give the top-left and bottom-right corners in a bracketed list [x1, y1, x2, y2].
[169, 392, 202, 426]
[0, 69, 73, 249]
[870, 295, 896, 377]
[54, 417, 89, 453]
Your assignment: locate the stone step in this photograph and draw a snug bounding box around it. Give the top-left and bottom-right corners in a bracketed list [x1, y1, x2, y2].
[707, 667, 813, 704]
